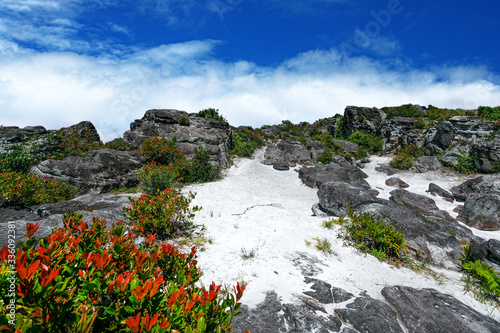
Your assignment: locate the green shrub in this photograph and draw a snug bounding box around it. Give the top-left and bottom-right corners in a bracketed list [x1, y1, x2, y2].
[0, 172, 77, 207]
[427, 107, 468, 122]
[124, 189, 201, 240]
[0, 215, 246, 332]
[413, 117, 427, 129]
[195, 108, 227, 122]
[178, 116, 191, 126]
[230, 127, 265, 157]
[381, 104, 424, 119]
[0, 144, 42, 173]
[478, 106, 500, 121]
[460, 243, 500, 303]
[390, 145, 425, 170]
[340, 208, 408, 260]
[103, 138, 134, 151]
[46, 128, 103, 160]
[334, 120, 344, 139]
[139, 137, 184, 165]
[454, 150, 476, 174]
[316, 149, 332, 164]
[185, 148, 220, 183]
[347, 131, 383, 158]
[137, 162, 179, 195]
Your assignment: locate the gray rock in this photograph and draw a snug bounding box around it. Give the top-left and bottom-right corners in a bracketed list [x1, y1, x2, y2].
[311, 203, 329, 217]
[427, 183, 454, 201]
[299, 161, 369, 189]
[331, 139, 359, 155]
[0, 125, 48, 144]
[382, 285, 500, 333]
[290, 252, 325, 277]
[411, 156, 442, 173]
[124, 109, 232, 168]
[487, 239, 500, 266]
[318, 182, 379, 217]
[272, 161, 290, 171]
[424, 121, 455, 155]
[385, 177, 409, 188]
[389, 189, 455, 222]
[449, 116, 496, 139]
[342, 106, 386, 138]
[264, 141, 312, 165]
[303, 278, 333, 304]
[472, 139, 500, 173]
[374, 163, 400, 175]
[30, 149, 145, 193]
[380, 117, 425, 152]
[440, 142, 471, 167]
[336, 295, 404, 333]
[451, 175, 500, 201]
[458, 193, 500, 230]
[331, 287, 354, 303]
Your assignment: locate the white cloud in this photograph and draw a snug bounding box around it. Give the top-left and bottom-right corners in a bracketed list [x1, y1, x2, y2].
[0, 42, 499, 142]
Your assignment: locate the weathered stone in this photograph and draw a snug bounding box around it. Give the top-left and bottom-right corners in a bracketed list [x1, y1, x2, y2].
[0, 125, 48, 144]
[62, 121, 101, 143]
[374, 163, 400, 175]
[303, 278, 333, 304]
[427, 183, 454, 201]
[385, 177, 409, 188]
[124, 109, 232, 168]
[449, 116, 496, 139]
[424, 121, 455, 155]
[331, 287, 354, 303]
[273, 161, 290, 171]
[440, 141, 471, 167]
[318, 182, 379, 217]
[458, 193, 500, 230]
[451, 175, 500, 201]
[382, 285, 500, 333]
[331, 139, 359, 155]
[411, 156, 442, 173]
[336, 295, 403, 333]
[264, 141, 312, 165]
[30, 149, 145, 193]
[342, 106, 386, 138]
[290, 252, 325, 277]
[389, 189, 455, 222]
[299, 161, 369, 189]
[311, 203, 329, 217]
[471, 139, 500, 173]
[380, 117, 425, 152]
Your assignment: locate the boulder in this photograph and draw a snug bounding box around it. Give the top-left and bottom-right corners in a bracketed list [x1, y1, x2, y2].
[342, 106, 386, 138]
[331, 139, 359, 155]
[318, 182, 379, 217]
[303, 277, 334, 304]
[427, 183, 454, 202]
[450, 175, 500, 201]
[411, 156, 441, 173]
[0, 125, 48, 144]
[448, 116, 496, 139]
[264, 141, 312, 165]
[124, 109, 232, 168]
[374, 163, 400, 176]
[272, 161, 290, 171]
[30, 149, 145, 193]
[357, 202, 473, 268]
[424, 121, 455, 155]
[389, 189, 455, 222]
[385, 177, 409, 188]
[440, 142, 471, 167]
[471, 139, 500, 173]
[457, 193, 500, 230]
[380, 117, 425, 152]
[61, 121, 101, 143]
[299, 159, 369, 189]
[382, 286, 500, 333]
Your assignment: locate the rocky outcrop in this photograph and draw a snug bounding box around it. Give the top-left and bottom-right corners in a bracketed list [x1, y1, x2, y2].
[427, 183, 454, 202]
[30, 149, 145, 193]
[380, 117, 425, 152]
[389, 189, 455, 222]
[448, 116, 496, 139]
[0, 125, 48, 145]
[424, 121, 455, 155]
[318, 182, 379, 217]
[0, 193, 137, 249]
[471, 138, 500, 173]
[458, 193, 500, 230]
[342, 106, 386, 138]
[123, 109, 232, 168]
[450, 175, 500, 201]
[299, 158, 369, 189]
[411, 155, 441, 173]
[264, 141, 312, 165]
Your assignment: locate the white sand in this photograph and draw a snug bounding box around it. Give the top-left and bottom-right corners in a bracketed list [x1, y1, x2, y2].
[185, 150, 500, 319]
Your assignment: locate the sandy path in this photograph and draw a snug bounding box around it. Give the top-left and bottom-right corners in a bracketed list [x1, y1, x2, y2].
[186, 150, 500, 318]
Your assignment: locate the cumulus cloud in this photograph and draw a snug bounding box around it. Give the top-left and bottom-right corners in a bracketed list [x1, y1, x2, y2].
[0, 40, 499, 142]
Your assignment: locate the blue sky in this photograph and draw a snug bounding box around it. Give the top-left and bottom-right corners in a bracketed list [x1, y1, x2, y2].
[1, 0, 499, 141]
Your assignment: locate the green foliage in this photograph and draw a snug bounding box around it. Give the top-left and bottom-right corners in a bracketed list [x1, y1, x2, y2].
[460, 244, 500, 303]
[178, 116, 191, 126]
[413, 117, 427, 130]
[46, 128, 103, 160]
[0, 144, 42, 173]
[347, 131, 383, 158]
[136, 162, 179, 195]
[427, 107, 468, 122]
[124, 189, 200, 240]
[103, 138, 134, 151]
[312, 237, 335, 255]
[196, 108, 227, 122]
[334, 120, 344, 139]
[181, 148, 220, 183]
[0, 172, 77, 207]
[316, 149, 332, 164]
[230, 127, 265, 157]
[478, 106, 500, 121]
[139, 137, 184, 166]
[382, 104, 424, 119]
[390, 145, 425, 170]
[0, 215, 246, 332]
[340, 208, 408, 260]
[454, 150, 476, 174]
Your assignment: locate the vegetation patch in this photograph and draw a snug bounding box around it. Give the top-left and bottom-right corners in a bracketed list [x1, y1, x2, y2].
[0, 214, 246, 332]
[195, 108, 227, 122]
[381, 104, 424, 119]
[230, 127, 265, 158]
[478, 106, 500, 122]
[390, 145, 425, 170]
